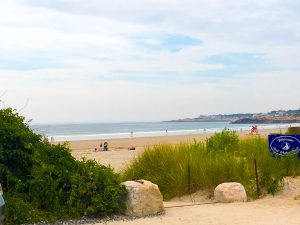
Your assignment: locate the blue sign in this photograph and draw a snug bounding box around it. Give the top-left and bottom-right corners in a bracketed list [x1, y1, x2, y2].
[268, 134, 300, 157]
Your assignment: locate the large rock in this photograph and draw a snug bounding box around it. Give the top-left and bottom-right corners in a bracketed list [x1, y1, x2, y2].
[121, 180, 164, 217]
[214, 182, 247, 203]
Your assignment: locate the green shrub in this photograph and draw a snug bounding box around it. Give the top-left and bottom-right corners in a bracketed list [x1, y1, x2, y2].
[3, 194, 48, 225]
[206, 128, 239, 153]
[285, 126, 300, 134]
[0, 108, 127, 224]
[0, 108, 40, 193]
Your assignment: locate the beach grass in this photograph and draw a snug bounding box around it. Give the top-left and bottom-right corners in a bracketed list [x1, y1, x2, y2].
[122, 130, 300, 200]
[286, 126, 300, 134]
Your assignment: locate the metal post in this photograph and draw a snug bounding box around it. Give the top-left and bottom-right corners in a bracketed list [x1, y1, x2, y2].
[187, 157, 191, 195]
[254, 158, 260, 196]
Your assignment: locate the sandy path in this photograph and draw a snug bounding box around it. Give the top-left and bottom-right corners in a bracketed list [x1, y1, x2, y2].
[104, 200, 299, 225]
[108, 201, 298, 225]
[66, 128, 285, 171]
[99, 177, 300, 225]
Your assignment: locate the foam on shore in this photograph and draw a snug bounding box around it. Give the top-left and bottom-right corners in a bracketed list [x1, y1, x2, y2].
[51, 123, 299, 141]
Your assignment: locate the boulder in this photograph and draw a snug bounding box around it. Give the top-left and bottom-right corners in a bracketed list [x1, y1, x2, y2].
[214, 182, 247, 203]
[121, 180, 164, 217]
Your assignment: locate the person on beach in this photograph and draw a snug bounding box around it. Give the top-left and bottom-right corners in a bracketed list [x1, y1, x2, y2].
[99, 143, 103, 151]
[250, 125, 258, 134]
[103, 142, 108, 151]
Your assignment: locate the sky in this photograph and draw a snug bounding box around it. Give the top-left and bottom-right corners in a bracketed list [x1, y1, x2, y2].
[0, 0, 299, 123]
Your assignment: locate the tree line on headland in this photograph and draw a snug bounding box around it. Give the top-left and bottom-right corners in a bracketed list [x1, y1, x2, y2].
[168, 108, 300, 123]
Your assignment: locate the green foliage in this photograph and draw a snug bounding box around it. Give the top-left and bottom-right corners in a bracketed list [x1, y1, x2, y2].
[0, 108, 127, 224]
[0, 108, 40, 192]
[3, 194, 49, 225]
[122, 129, 300, 200]
[206, 128, 239, 153]
[285, 126, 300, 134]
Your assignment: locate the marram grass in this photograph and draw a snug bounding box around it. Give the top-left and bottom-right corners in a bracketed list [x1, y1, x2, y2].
[122, 131, 300, 200]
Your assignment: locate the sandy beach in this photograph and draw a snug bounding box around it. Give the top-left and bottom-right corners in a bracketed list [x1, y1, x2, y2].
[67, 128, 285, 171]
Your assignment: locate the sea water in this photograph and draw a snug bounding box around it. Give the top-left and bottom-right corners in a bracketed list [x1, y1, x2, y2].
[30, 122, 300, 141]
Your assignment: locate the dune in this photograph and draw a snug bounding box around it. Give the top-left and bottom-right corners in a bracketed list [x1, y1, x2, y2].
[64, 128, 300, 225]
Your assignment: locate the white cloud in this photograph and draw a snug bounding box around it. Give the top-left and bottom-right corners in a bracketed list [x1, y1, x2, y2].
[0, 0, 299, 122]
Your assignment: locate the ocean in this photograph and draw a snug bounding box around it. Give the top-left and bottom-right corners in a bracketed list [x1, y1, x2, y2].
[29, 121, 299, 141]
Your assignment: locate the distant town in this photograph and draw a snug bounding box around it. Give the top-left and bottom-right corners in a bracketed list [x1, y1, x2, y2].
[168, 109, 300, 124]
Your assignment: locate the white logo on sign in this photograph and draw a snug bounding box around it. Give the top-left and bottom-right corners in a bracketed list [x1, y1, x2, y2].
[281, 142, 290, 151]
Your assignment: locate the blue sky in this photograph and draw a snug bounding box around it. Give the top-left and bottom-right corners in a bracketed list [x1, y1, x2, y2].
[137, 34, 202, 52]
[0, 0, 300, 123]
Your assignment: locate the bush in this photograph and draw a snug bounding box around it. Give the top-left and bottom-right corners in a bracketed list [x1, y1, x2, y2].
[0, 108, 127, 224]
[3, 194, 48, 225]
[0, 108, 40, 193]
[206, 128, 239, 153]
[285, 126, 300, 134]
